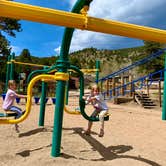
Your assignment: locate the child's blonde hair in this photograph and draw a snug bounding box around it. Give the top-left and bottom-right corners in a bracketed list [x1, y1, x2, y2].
[91, 83, 100, 92]
[8, 80, 16, 87]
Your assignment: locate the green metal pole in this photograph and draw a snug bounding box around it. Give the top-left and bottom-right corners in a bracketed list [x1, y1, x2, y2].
[95, 60, 100, 83]
[51, 0, 91, 157]
[5, 55, 11, 92]
[10, 53, 15, 80]
[51, 80, 66, 157]
[162, 52, 166, 120]
[65, 80, 69, 105]
[101, 80, 103, 93]
[18, 66, 21, 93]
[38, 78, 48, 126]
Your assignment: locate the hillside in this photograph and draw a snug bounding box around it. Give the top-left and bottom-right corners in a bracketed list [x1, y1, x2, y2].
[69, 46, 146, 78]
[0, 45, 164, 88]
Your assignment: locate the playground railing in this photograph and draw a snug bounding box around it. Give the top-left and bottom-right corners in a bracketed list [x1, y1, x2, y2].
[98, 49, 166, 82]
[102, 68, 165, 100]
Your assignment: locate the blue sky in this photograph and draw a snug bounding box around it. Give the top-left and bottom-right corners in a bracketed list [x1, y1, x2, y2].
[4, 0, 166, 57]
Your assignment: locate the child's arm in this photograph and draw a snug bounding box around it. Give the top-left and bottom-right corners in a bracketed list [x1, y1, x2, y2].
[16, 93, 27, 98]
[83, 95, 92, 104]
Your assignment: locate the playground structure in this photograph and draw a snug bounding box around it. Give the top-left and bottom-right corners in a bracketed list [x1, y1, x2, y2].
[3, 53, 57, 104]
[99, 49, 166, 106]
[5, 56, 100, 105]
[5, 53, 51, 92]
[103, 69, 165, 108]
[0, 0, 166, 158]
[64, 60, 101, 115]
[98, 49, 166, 82]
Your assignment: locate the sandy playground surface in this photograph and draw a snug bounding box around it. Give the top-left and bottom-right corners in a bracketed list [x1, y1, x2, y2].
[0, 97, 166, 166]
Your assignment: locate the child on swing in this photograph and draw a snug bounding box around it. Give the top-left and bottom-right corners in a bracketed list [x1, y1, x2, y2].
[83, 84, 109, 137]
[2, 80, 27, 132]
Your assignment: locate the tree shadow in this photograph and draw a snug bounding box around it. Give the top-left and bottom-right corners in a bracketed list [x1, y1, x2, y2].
[62, 127, 161, 166]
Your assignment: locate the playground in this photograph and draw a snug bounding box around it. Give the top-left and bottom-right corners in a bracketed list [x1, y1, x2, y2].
[1, 0, 166, 165]
[0, 96, 165, 166]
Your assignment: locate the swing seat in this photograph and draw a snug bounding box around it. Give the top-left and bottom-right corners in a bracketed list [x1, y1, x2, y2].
[104, 113, 110, 121]
[6, 111, 17, 117]
[96, 112, 110, 121]
[0, 110, 17, 117]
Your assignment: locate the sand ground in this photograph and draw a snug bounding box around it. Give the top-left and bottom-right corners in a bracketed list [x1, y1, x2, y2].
[0, 97, 166, 166]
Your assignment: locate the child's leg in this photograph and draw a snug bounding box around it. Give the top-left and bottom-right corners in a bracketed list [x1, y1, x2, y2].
[9, 106, 23, 119]
[84, 121, 93, 135]
[84, 110, 99, 135]
[9, 106, 23, 133]
[15, 124, 20, 133]
[98, 110, 108, 137]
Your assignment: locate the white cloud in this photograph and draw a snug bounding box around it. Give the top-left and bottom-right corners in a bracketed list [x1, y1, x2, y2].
[11, 45, 22, 55]
[54, 46, 61, 55]
[68, 0, 166, 52]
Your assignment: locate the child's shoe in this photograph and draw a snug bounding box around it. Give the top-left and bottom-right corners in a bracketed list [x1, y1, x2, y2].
[83, 130, 91, 135]
[22, 110, 26, 115]
[98, 129, 104, 137]
[15, 124, 20, 133]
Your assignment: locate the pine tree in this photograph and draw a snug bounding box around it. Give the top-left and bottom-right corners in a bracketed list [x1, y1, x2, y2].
[0, 17, 22, 56]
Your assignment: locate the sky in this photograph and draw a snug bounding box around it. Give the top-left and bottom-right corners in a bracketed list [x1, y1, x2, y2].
[3, 0, 166, 57]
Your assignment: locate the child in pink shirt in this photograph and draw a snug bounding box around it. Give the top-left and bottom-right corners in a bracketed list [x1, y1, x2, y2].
[3, 80, 27, 132]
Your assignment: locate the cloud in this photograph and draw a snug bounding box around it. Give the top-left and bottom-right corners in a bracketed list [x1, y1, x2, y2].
[54, 46, 61, 55]
[11, 45, 22, 55]
[68, 0, 166, 52]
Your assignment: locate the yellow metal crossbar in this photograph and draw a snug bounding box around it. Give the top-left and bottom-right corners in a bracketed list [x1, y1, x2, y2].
[0, 0, 166, 43]
[81, 69, 100, 73]
[10, 60, 50, 67]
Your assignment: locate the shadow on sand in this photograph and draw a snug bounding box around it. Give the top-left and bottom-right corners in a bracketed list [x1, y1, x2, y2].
[16, 144, 52, 157]
[16, 126, 161, 165]
[18, 127, 53, 138]
[62, 127, 161, 166]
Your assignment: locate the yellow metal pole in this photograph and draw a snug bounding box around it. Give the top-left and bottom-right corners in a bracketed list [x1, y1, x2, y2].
[81, 69, 99, 73]
[64, 106, 81, 115]
[0, 0, 85, 29]
[0, 0, 166, 43]
[11, 60, 50, 67]
[0, 73, 69, 124]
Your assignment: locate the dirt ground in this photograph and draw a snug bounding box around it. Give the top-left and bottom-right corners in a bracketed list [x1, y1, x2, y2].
[0, 97, 166, 166]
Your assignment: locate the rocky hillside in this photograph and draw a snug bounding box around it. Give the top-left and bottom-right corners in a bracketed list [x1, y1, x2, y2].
[69, 46, 146, 78]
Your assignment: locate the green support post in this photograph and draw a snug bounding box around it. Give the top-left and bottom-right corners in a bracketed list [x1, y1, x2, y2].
[38, 74, 48, 126]
[10, 53, 15, 80]
[162, 52, 166, 120]
[5, 55, 11, 92]
[101, 80, 103, 93]
[51, 79, 66, 157]
[95, 60, 100, 83]
[65, 80, 69, 105]
[18, 66, 21, 93]
[51, 0, 91, 157]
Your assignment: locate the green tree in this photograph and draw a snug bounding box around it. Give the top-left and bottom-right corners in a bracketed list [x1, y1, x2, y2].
[0, 17, 22, 56]
[18, 49, 32, 75]
[19, 49, 32, 62]
[143, 41, 163, 54]
[0, 16, 22, 84]
[143, 41, 164, 73]
[0, 34, 11, 56]
[70, 56, 81, 68]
